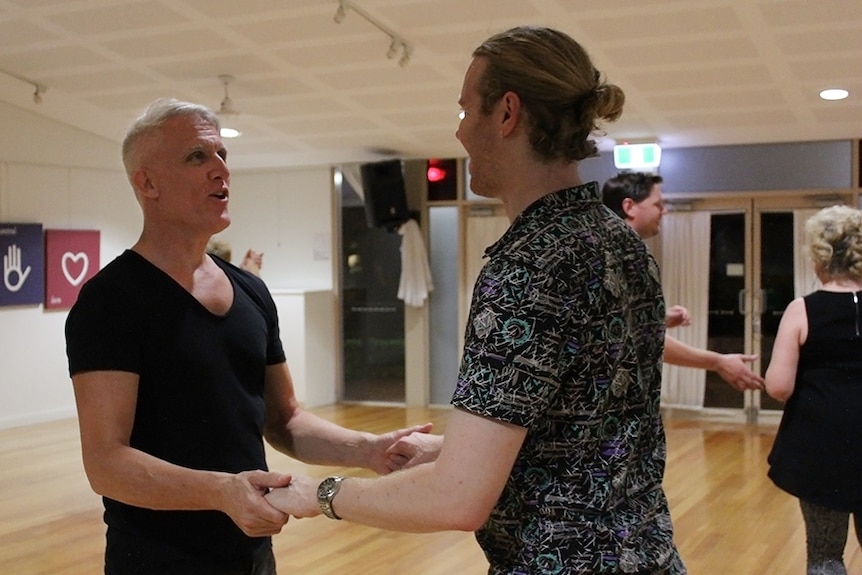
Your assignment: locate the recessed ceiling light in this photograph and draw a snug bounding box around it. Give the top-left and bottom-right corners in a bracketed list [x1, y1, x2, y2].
[220, 127, 241, 138]
[819, 88, 849, 101]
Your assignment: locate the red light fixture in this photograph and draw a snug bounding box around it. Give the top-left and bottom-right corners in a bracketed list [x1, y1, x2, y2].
[426, 158, 458, 201]
[427, 165, 446, 182]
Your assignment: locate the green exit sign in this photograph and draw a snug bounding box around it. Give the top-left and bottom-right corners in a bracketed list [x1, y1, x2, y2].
[613, 143, 662, 169]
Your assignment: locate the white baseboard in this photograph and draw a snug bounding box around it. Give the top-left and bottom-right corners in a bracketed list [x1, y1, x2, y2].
[0, 406, 77, 431]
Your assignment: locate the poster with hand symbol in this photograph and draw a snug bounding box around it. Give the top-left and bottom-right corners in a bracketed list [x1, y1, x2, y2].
[0, 223, 44, 307]
[44, 229, 100, 310]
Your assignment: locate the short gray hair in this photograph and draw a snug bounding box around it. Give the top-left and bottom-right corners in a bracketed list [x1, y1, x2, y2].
[121, 98, 220, 175]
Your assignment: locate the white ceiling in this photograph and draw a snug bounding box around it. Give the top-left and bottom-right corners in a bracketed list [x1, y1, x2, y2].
[1, 0, 860, 171]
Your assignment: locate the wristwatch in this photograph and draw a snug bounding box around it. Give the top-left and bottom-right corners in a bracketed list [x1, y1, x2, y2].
[317, 476, 344, 520]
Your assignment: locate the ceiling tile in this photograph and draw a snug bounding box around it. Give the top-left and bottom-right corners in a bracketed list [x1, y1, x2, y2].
[571, 6, 744, 43]
[380, 0, 541, 29]
[350, 85, 459, 111]
[229, 13, 346, 45]
[37, 68, 158, 93]
[100, 29, 228, 60]
[0, 19, 62, 47]
[313, 62, 450, 92]
[4, 0, 81, 6]
[257, 95, 351, 118]
[0, 45, 112, 76]
[146, 54, 278, 82]
[175, 0, 322, 18]
[758, 0, 862, 27]
[813, 103, 862, 123]
[604, 37, 757, 69]
[787, 56, 862, 83]
[666, 109, 797, 130]
[652, 88, 787, 111]
[271, 113, 382, 134]
[274, 38, 396, 70]
[774, 29, 862, 56]
[42, 1, 192, 35]
[627, 64, 773, 92]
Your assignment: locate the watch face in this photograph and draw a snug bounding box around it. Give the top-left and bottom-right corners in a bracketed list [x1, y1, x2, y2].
[318, 476, 343, 499]
[319, 478, 336, 496]
[318, 476, 344, 520]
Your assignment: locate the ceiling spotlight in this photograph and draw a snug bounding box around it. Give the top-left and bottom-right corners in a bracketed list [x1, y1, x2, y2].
[386, 39, 399, 59]
[334, 1, 347, 24]
[216, 74, 241, 138]
[332, 0, 411, 67]
[819, 88, 849, 101]
[0, 69, 47, 104]
[33, 85, 45, 105]
[218, 74, 239, 114]
[398, 44, 412, 68]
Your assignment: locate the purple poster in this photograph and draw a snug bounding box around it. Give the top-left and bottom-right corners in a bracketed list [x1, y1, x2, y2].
[0, 223, 45, 307]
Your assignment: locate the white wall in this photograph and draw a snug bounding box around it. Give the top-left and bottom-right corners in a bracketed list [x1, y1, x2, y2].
[0, 103, 336, 430]
[0, 100, 120, 171]
[273, 290, 337, 408]
[211, 169, 334, 291]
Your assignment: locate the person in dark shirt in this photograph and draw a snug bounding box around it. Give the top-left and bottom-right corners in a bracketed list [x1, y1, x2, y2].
[765, 205, 862, 575]
[602, 171, 764, 392]
[65, 98, 429, 575]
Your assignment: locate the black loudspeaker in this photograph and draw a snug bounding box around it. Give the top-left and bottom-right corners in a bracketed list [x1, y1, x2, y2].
[361, 159, 409, 231]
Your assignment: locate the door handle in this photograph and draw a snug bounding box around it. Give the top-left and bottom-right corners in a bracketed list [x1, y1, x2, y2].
[740, 288, 765, 336]
[739, 289, 769, 315]
[751, 289, 767, 337]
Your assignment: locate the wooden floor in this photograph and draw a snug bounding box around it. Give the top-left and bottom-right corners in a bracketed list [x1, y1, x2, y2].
[1, 404, 860, 574]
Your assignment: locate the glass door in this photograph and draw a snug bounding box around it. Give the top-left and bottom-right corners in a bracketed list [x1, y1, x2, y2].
[702, 207, 748, 412]
[676, 193, 856, 422]
[338, 170, 405, 403]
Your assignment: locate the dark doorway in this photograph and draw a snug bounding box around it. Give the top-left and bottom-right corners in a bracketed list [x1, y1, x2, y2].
[340, 174, 405, 402]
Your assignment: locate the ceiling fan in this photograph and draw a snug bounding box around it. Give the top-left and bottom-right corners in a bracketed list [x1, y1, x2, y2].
[216, 74, 241, 138]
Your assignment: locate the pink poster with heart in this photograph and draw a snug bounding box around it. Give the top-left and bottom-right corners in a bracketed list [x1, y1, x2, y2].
[44, 229, 100, 310]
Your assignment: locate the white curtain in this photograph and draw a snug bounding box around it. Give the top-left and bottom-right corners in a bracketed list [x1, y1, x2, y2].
[659, 211, 711, 408]
[793, 209, 821, 298]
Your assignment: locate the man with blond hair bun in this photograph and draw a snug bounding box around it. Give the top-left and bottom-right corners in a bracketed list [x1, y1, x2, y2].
[268, 26, 686, 575]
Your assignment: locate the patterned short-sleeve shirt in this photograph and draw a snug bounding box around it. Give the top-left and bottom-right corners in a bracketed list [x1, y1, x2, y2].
[452, 183, 685, 574]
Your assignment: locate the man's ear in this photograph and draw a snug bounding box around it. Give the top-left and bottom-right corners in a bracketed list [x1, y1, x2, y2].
[499, 91, 521, 137]
[132, 168, 157, 199]
[621, 197, 637, 219]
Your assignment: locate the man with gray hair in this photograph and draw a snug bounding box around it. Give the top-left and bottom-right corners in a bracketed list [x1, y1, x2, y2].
[65, 98, 428, 574]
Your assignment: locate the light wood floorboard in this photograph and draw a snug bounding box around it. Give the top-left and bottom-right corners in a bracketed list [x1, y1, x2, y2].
[0, 405, 859, 574]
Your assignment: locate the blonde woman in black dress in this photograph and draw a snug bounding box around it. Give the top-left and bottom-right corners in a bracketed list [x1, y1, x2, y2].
[765, 205, 862, 575]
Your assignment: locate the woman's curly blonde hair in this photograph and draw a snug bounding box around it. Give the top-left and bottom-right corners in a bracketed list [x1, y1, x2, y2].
[805, 205, 862, 280]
